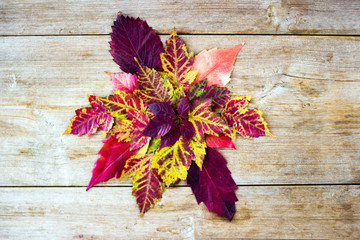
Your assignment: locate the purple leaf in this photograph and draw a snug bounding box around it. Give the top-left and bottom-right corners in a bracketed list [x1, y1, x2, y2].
[142, 116, 174, 137]
[160, 125, 181, 149]
[147, 102, 176, 118]
[180, 120, 195, 140]
[177, 97, 190, 118]
[187, 148, 238, 220]
[109, 15, 164, 74]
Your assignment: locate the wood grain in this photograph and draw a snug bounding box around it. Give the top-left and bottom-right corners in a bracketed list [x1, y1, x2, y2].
[1, 0, 360, 35]
[0, 186, 359, 239]
[1, 35, 359, 186]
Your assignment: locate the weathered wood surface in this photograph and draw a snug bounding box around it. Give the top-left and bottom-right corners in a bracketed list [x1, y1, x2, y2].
[1, 0, 360, 35]
[1, 35, 359, 186]
[1, 186, 359, 239]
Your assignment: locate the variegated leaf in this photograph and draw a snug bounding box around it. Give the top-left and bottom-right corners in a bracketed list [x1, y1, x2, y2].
[152, 136, 194, 186]
[160, 28, 197, 88]
[188, 99, 231, 141]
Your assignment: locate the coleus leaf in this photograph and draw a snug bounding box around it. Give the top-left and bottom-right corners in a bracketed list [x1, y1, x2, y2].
[142, 115, 174, 137]
[147, 102, 176, 118]
[187, 78, 207, 101]
[160, 28, 197, 88]
[63, 95, 113, 136]
[188, 99, 232, 141]
[153, 136, 194, 186]
[201, 85, 232, 110]
[189, 138, 206, 169]
[86, 136, 134, 190]
[106, 71, 138, 93]
[109, 14, 164, 74]
[97, 90, 145, 119]
[136, 62, 174, 104]
[222, 96, 274, 138]
[121, 154, 165, 215]
[160, 125, 180, 149]
[191, 43, 244, 87]
[187, 147, 238, 220]
[177, 97, 190, 118]
[110, 109, 151, 151]
[205, 134, 236, 149]
[179, 120, 195, 140]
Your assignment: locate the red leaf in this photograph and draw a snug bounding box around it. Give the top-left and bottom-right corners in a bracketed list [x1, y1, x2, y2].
[201, 85, 232, 110]
[63, 95, 113, 136]
[106, 71, 138, 93]
[109, 15, 164, 73]
[142, 116, 174, 137]
[205, 134, 236, 149]
[187, 148, 238, 220]
[86, 136, 134, 190]
[192, 43, 244, 87]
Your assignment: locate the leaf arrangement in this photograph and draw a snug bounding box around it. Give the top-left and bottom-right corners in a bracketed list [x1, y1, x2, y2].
[64, 14, 273, 220]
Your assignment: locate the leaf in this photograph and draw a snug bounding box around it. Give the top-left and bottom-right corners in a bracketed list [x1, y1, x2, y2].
[223, 108, 274, 138]
[110, 109, 151, 151]
[179, 120, 195, 140]
[97, 90, 145, 119]
[187, 147, 238, 220]
[189, 138, 206, 169]
[153, 136, 194, 186]
[130, 155, 165, 215]
[86, 136, 134, 190]
[63, 95, 113, 136]
[201, 85, 232, 110]
[147, 102, 176, 118]
[109, 14, 164, 74]
[188, 99, 231, 141]
[205, 134, 236, 149]
[221, 96, 274, 138]
[160, 125, 181, 149]
[147, 137, 161, 153]
[142, 116, 174, 137]
[191, 43, 244, 87]
[136, 62, 174, 104]
[106, 71, 138, 93]
[160, 28, 197, 88]
[187, 78, 207, 101]
[177, 97, 190, 118]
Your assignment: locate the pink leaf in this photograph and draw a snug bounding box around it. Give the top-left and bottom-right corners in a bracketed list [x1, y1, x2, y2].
[87, 136, 134, 190]
[205, 134, 236, 149]
[106, 71, 138, 93]
[191, 43, 244, 87]
[187, 147, 238, 220]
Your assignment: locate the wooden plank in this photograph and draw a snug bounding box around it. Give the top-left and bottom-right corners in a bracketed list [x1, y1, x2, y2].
[1, 35, 360, 186]
[1, 0, 360, 35]
[0, 186, 359, 239]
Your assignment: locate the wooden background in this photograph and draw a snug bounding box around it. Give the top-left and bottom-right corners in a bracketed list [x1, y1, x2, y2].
[1, 1, 360, 239]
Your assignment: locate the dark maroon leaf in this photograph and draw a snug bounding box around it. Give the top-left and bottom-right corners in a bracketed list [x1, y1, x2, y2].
[177, 97, 190, 118]
[109, 14, 164, 74]
[180, 120, 195, 140]
[147, 102, 176, 118]
[187, 147, 238, 220]
[142, 115, 174, 137]
[160, 125, 181, 149]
